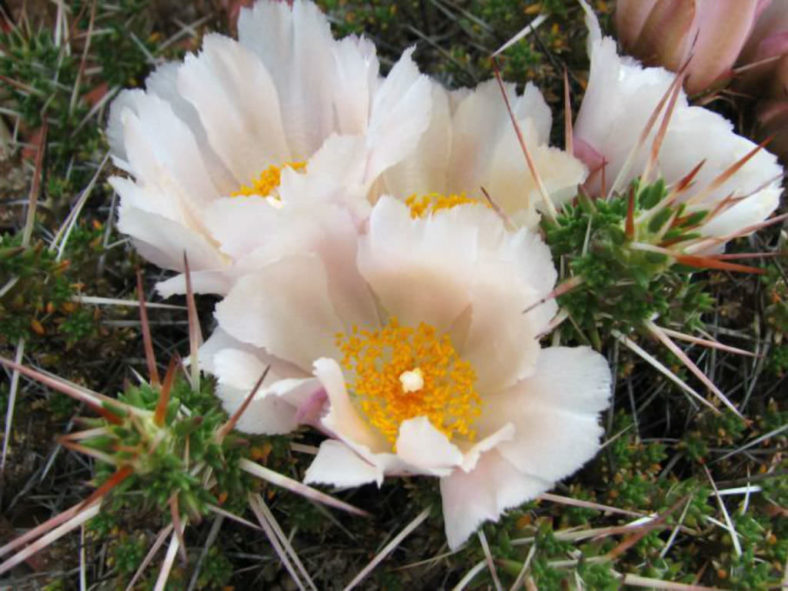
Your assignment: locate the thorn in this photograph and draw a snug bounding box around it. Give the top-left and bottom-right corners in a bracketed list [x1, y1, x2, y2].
[78, 465, 133, 512]
[490, 57, 557, 222]
[563, 68, 573, 156]
[136, 270, 160, 386]
[522, 276, 585, 314]
[658, 326, 758, 357]
[22, 119, 47, 247]
[479, 186, 514, 230]
[674, 254, 765, 275]
[626, 186, 635, 239]
[183, 253, 202, 390]
[154, 357, 179, 427]
[642, 70, 685, 185]
[644, 320, 745, 419]
[686, 136, 774, 207]
[216, 366, 271, 442]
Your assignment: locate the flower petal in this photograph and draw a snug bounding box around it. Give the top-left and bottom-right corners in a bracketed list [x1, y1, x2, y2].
[215, 256, 343, 370]
[439, 450, 550, 550]
[305, 439, 381, 487]
[395, 417, 463, 471]
[177, 34, 289, 184]
[478, 346, 611, 483]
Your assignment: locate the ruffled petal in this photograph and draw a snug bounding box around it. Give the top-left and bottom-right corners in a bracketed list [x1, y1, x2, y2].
[177, 34, 289, 184]
[237, 0, 339, 157]
[213, 348, 318, 435]
[439, 450, 551, 550]
[477, 346, 611, 483]
[304, 439, 381, 487]
[395, 417, 463, 471]
[214, 256, 343, 370]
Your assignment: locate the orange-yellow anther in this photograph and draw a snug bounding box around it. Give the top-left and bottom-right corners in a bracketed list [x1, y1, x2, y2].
[231, 161, 306, 197]
[405, 192, 486, 218]
[336, 318, 481, 445]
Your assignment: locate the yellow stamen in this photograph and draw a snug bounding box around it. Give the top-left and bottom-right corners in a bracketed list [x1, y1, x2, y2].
[405, 192, 486, 218]
[231, 161, 306, 197]
[336, 318, 481, 445]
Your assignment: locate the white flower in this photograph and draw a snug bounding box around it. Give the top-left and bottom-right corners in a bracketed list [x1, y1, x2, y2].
[107, 0, 432, 296]
[379, 78, 587, 229]
[213, 197, 611, 549]
[574, 1, 782, 245]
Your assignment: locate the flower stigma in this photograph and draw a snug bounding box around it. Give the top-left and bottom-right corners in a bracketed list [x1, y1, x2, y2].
[231, 161, 307, 197]
[336, 317, 481, 445]
[405, 192, 488, 218]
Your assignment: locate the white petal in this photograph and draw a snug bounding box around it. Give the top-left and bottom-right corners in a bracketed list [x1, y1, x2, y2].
[478, 346, 611, 483]
[395, 417, 463, 471]
[440, 450, 550, 550]
[304, 440, 381, 487]
[381, 82, 453, 197]
[357, 196, 474, 331]
[364, 48, 433, 184]
[314, 358, 387, 453]
[331, 35, 380, 135]
[212, 348, 318, 435]
[699, 186, 781, 238]
[238, 0, 338, 157]
[214, 256, 343, 370]
[116, 206, 225, 273]
[155, 270, 233, 298]
[177, 34, 289, 183]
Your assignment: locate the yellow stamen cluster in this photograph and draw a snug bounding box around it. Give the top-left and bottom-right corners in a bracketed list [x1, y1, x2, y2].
[231, 161, 307, 197]
[336, 317, 481, 445]
[405, 192, 485, 218]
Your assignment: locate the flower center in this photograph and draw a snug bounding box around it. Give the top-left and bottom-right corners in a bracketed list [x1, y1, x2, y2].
[336, 317, 481, 445]
[231, 161, 306, 197]
[405, 192, 486, 218]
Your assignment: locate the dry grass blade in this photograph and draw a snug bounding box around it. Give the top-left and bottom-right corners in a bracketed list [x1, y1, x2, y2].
[621, 574, 724, 590]
[137, 270, 160, 385]
[250, 493, 316, 589]
[248, 493, 308, 591]
[153, 530, 181, 591]
[0, 503, 100, 576]
[509, 542, 537, 591]
[125, 525, 174, 591]
[239, 458, 370, 517]
[605, 495, 687, 560]
[0, 338, 25, 473]
[343, 507, 430, 591]
[704, 466, 742, 557]
[538, 492, 647, 518]
[491, 14, 548, 56]
[477, 530, 503, 591]
[645, 320, 744, 419]
[451, 560, 486, 591]
[491, 57, 557, 221]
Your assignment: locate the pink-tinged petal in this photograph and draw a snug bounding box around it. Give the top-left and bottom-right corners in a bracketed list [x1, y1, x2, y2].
[381, 83, 453, 198]
[115, 206, 225, 274]
[686, 0, 762, 94]
[357, 196, 475, 332]
[477, 347, 611, 484]
[177, 34, 289, 184]
[364, 48, 433, 185]
[214, 256, 343, 371]
[155, 270, 233, 298]
[395, 417, 463, 471]
[213, 348, 318, 435]
[439, 450, 551, 550]
[314, 358, 388, 453]
[572, 136, 605, 175]
[237, 0, 339, 157]
[615, 0, 658, 50]
[459, 423, 515, 473]
[304, 440, 381, 487]
[635, 0, 696, 71]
